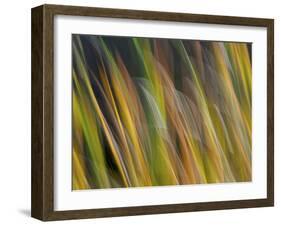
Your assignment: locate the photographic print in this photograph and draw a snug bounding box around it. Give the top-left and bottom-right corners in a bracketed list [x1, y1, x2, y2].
[72, 34, 252, 190]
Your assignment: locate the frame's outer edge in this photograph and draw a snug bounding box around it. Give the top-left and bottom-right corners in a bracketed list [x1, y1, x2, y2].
[31, 5, 44, 220]
[44, 4, 56, 221]
[31, 5, 55, 221]
[31, 4, 274, 221]
[44, 4, 272, 27]
[267, 19, 274, 206]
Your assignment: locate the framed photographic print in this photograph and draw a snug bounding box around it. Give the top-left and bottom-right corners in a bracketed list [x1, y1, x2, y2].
[31, 4, 274, 221]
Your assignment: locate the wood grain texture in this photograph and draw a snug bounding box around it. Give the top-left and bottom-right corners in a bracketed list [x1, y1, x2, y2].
[31, 4, 274, 221]
[31, 5, 55, 220]
[267, 19, 274, 206]
[31, 5, 44, 220]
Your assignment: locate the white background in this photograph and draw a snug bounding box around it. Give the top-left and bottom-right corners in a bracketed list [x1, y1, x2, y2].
[0, 0, 279, 225]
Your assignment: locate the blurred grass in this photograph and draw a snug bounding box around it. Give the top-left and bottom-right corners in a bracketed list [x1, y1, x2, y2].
[72, 35, 252, 190]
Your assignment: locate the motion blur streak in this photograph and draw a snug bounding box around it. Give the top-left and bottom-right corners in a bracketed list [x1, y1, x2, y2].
[72, 34, 252, 190]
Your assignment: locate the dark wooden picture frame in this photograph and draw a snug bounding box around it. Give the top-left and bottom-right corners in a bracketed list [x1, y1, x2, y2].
[31, 4, 274, 221]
